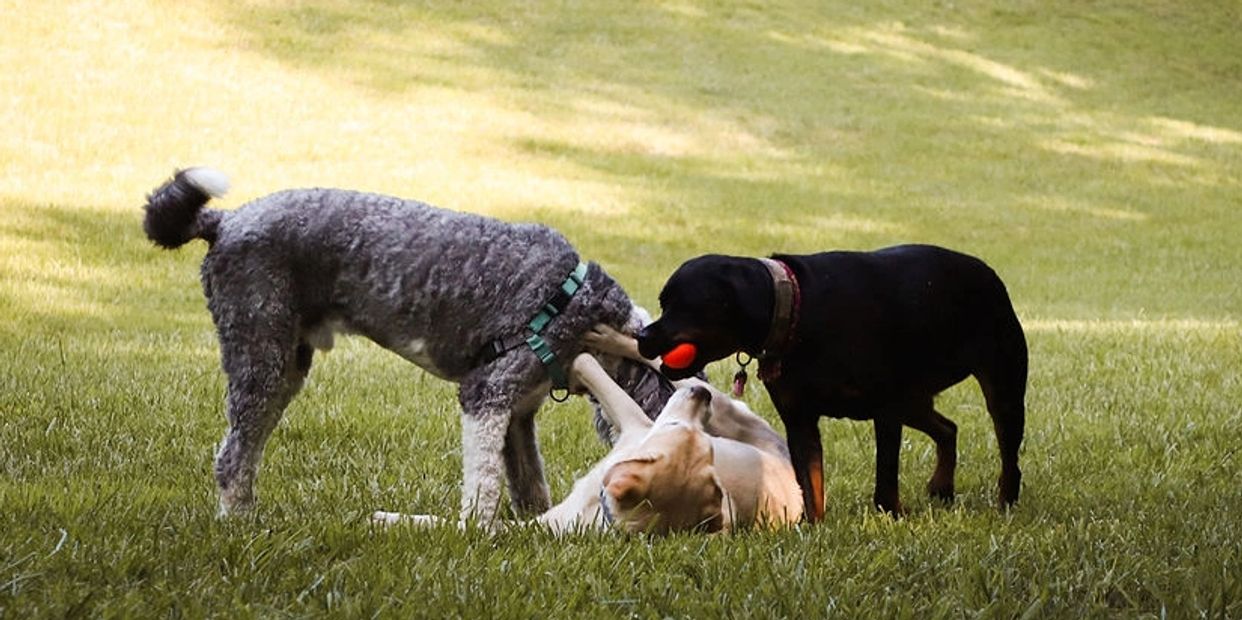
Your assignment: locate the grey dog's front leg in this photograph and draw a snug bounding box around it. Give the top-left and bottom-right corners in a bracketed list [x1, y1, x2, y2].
[458, 362, 555, 525]
[459, 407, 511, 525]
[503, 407, 552, 516]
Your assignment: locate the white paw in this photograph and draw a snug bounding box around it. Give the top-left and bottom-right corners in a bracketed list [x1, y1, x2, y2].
[371, 511, 449, 528]
[371, 510, 407, 526]
[410, 514, 448, 527]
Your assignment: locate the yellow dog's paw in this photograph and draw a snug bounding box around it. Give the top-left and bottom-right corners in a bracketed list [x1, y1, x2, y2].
[583, 324, 633, 356]
[370, 511, 447, 528]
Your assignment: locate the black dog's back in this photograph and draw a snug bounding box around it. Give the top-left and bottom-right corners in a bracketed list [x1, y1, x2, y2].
[777, 244, 1026, 408]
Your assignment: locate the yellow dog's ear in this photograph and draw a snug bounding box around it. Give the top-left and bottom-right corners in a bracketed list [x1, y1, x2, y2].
[603, 455, 659, 510]
[699, 472, 726, 533]
[694, 396, 713, 429]
[602, 436, 727, 534]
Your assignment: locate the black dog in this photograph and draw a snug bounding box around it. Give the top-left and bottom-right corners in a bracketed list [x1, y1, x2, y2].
[636, 244, 1027, 519]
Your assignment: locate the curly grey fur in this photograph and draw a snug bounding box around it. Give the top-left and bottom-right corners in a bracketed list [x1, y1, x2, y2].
[143, 168, 665, 523]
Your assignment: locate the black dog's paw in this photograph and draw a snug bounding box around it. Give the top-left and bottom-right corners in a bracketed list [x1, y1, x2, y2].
[927, 477, 956, 503]
[873, 495, 906, 518]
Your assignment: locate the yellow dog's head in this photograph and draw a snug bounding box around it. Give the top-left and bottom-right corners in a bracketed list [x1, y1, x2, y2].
[602, 386, 725, 533]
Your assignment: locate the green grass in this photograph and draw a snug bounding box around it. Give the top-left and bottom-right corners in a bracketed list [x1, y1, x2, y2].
[2, 0, 1240, 616]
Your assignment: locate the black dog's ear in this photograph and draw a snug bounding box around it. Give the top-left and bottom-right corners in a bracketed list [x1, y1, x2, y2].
[718, 258, 778, 352]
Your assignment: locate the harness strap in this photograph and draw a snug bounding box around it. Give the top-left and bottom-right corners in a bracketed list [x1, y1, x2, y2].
[476, 261, 588, 392]
[526, 333, 567, 390]
[599, 485, 616, 526]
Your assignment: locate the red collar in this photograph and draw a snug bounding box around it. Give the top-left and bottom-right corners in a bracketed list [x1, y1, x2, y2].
[756, 258, 801, 381]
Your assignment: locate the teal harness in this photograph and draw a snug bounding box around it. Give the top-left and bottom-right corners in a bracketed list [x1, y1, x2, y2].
[477, 261, 588, 398]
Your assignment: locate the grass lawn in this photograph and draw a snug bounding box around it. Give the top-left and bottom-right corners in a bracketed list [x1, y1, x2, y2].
[2, 0, 1240, 616]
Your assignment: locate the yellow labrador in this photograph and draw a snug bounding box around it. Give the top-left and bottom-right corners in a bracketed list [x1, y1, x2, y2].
[584, 325, 802, 532]
[374, 330, 801, 532]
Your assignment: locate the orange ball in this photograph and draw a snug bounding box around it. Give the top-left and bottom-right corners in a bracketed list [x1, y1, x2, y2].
[662, 342, 698, 370]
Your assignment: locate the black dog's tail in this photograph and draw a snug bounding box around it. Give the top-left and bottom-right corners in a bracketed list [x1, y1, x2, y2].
[143, 167, 230, 249]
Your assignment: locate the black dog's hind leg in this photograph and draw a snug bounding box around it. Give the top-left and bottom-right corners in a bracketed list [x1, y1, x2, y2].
[902, 398, 958, 503]
[978, 368, 1026, 508]
[872, 417, 905, 516]
[976, 316, 1028, 508]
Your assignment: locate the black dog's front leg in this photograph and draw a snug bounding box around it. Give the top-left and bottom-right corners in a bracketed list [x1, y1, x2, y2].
[782, 414, 826, 522]
[770, 384, 827, 522]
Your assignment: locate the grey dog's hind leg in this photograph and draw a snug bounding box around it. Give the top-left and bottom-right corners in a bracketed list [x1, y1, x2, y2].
[214, 352, 308, 515]
[211, 286, 310, 516]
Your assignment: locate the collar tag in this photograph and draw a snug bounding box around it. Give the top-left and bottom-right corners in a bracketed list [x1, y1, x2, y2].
[732, 351, 752, 397]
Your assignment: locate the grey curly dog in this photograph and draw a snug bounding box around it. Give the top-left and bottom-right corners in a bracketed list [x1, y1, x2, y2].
[142, 168, 670, 523]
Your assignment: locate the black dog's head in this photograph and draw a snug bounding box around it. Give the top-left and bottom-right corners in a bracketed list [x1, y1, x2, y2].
[637, 255, 769, 380]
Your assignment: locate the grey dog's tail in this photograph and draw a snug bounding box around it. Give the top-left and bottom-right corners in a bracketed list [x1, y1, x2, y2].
[143, 167, 230, 249]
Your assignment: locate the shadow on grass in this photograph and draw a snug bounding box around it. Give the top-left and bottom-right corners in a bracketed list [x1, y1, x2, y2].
[10, 0, 1242, 326]
[0, 199, 213, 335]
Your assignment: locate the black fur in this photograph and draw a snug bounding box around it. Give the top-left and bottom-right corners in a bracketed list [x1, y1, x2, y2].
[637, 244, 1028, 519]
[142, 171, 217, 248]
